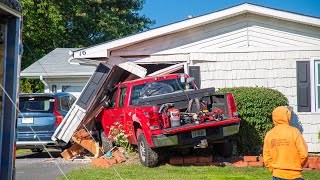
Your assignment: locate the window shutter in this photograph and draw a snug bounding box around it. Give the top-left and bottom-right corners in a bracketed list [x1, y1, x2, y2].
[189, 66, 201, 88]
[296, 61, 311, 112]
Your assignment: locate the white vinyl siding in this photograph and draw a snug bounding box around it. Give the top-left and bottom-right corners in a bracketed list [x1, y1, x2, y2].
[315, 61, 320, 111]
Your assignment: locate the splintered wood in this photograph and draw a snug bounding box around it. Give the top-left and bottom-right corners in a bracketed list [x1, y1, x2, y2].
[61, 129, 103, 160]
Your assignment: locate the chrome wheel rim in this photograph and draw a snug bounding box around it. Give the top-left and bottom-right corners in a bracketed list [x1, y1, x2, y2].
[139, 141, 146, 162]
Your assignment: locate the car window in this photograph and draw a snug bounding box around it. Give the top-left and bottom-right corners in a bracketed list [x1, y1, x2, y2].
[19, 97, 54, 113]
[56, 95, 77, 112]
[131, 78, 194, 105]
[118, 87, 127, 108]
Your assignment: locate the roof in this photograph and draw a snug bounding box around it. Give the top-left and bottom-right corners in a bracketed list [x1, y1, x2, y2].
[71, 3, 320, 59]
[0, 0, 22, 17]
[20, 92, 73, 98]
[21, 48, 97, 78]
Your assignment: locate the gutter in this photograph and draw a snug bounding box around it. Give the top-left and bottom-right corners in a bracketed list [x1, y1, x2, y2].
[68, 55, 104, 67]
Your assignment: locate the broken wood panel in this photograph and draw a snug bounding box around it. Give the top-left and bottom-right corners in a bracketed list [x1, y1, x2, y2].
[72, 136, 103, 158]
[61, 143, 85, 160]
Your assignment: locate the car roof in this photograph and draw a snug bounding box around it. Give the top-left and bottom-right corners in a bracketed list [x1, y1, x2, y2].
[19, 92, 73, 98]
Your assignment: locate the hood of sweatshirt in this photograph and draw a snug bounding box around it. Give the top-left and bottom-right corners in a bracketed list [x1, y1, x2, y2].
[272, 106, 291, 126]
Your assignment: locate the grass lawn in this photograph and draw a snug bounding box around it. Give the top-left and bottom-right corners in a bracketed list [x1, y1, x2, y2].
[16, 149, 31, 155]
[58, 164, 320, 180]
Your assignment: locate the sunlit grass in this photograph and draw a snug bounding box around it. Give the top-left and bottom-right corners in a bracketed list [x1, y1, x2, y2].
[58, 164, 320, 180]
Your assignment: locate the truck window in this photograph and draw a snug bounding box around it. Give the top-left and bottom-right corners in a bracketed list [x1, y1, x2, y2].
[119, 87, 127, 108]
[107, 88, 117, 108]
[131, 78, 195, 105]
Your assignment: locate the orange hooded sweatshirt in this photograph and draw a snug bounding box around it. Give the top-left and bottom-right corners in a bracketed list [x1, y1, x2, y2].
[263, 106, 308, 179]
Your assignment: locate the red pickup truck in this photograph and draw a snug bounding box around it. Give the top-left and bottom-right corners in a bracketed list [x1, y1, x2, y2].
[96, 73, 240, 167]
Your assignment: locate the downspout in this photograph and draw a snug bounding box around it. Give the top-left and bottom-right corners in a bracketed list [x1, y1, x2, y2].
[40, 75, 48, 86]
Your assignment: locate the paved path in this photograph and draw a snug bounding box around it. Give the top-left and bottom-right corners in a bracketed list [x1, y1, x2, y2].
[15, 150, 90, 180]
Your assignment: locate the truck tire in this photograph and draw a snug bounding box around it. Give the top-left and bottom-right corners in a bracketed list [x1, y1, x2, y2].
[100, 131, 113, 153]
[138, 133, 159, 167]
[214, 139, 234, 158]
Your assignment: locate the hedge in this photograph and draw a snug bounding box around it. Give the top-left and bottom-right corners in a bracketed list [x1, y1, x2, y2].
[218, 87, 288, 155]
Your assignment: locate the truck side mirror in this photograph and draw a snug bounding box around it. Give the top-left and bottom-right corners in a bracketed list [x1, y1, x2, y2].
[103, 101, 110, 108]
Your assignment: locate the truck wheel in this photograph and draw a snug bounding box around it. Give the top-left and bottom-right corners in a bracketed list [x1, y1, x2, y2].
[214, 139, 234, 158]
[100, 131, 113, 153]
[138, 133, 159, 167]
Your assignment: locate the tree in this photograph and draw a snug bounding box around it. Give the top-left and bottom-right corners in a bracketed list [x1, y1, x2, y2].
[20, 0, 154, 92]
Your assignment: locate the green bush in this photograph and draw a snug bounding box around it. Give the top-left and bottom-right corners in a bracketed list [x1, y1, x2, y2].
[218, 87, 288, 155]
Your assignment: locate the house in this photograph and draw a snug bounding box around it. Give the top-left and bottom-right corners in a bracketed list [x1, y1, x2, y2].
[0, 0, 23, 179]
[21, 48, 97, 98]
[68, 3, 320, 152]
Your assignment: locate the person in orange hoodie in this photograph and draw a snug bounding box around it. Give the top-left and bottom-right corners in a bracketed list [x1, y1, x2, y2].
[263, 106, 308, 180]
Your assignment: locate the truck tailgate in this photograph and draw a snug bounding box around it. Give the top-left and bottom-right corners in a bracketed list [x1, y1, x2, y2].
[162, 118, 240, 134]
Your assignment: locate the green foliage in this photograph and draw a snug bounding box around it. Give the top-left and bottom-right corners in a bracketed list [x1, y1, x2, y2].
[218, 87, 288, 155]
[108, 122, 133, 152]
[20, 0, 154, 91]
[318, 131, 320, 140]
[20, 78, 44, 93]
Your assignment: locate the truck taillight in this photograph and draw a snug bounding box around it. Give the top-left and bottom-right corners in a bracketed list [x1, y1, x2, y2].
[149, 111, 160, 130]
[227, 93, 238, 118]
[144, 106, 160, 130]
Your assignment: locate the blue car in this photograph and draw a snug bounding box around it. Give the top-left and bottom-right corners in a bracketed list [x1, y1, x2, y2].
[16, 92, 76, 152]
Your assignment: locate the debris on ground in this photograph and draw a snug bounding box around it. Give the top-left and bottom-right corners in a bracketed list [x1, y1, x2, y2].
[91, 147, 127, 167]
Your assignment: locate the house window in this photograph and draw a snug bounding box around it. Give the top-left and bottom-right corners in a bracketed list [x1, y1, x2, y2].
[315, 61, 320, 111]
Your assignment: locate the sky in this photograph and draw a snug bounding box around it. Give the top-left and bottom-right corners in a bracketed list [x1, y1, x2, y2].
[139, 0, 320, 28]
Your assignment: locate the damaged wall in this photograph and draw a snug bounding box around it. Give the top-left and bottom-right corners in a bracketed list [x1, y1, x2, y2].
[191, 50, 320, 152]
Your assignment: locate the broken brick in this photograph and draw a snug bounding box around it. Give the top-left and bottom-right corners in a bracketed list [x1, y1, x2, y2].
[308, 162, 319, 169]
[248, 162, 264, 167]
[112, 149, 126, 163]
[307, 157, 318, 163]
[259, 156, 264, 163]
[107, 158, 117, 165]
[92, 158, 111, 167]
[244, 156, 258, 162]
[197, 156, 213, 163]
[169, 157, 184, 165]
[183, 156, 198, 164]
[303, 162, 309, 168]
[233, 161, 248, 167]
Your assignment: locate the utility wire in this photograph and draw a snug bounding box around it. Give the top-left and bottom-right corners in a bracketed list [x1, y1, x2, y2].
[0, 84, 69, 180]
[21, 42, 124, 179]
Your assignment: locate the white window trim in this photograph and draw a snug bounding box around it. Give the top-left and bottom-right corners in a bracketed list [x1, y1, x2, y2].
[310, 57, 320, 113]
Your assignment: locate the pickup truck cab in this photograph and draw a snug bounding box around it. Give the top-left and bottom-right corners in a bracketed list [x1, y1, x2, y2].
[97, 73, 240, 167]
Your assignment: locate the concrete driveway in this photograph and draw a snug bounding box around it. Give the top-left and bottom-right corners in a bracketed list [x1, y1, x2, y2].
[15, 149, 90, 180]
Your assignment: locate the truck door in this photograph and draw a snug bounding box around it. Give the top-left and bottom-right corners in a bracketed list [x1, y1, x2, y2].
[117, 86, 128, 128]
[102, 88, 119, 134]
